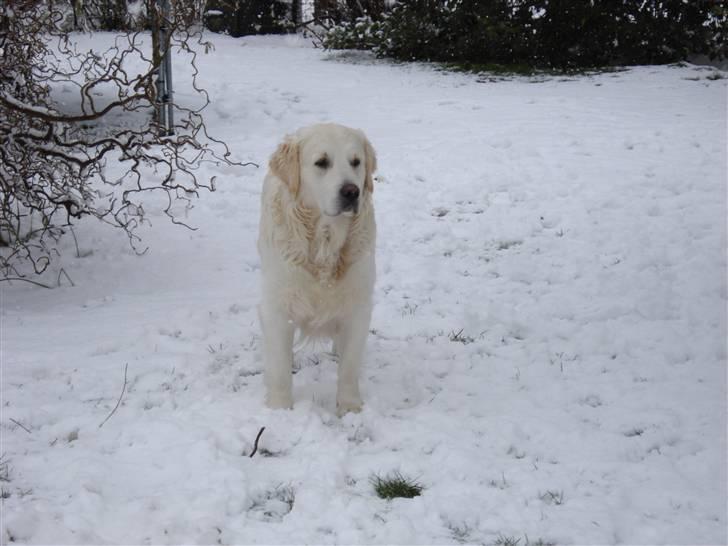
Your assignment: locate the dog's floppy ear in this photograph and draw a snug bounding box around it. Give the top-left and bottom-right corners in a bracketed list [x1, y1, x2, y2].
[269, 136, 300, 196]
[361, 132, 377, 194]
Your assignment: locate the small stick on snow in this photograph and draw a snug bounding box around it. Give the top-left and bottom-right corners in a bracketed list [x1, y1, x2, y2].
[9, 419, 31, 434]
[249, 426, 266, 458]
[99, 363, 129, 429]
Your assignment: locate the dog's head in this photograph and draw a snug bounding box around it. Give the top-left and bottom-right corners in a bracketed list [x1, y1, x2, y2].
[269, 123, 377, 217]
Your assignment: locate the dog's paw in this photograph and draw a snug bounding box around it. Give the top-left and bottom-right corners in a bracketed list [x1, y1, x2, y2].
[266, 391, 293, 410]
[336, 396, 363, 417]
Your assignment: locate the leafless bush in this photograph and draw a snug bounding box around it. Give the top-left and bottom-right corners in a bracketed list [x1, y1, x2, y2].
[0, 0, 247, 282]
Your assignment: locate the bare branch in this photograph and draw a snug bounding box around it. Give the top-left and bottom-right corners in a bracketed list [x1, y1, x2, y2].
[0, 277, 53, 289]
[98, 363, 129, 428]
[57, 268, 75, 287]
[9, 419, 32, 434]
[0, 2, 250, 281]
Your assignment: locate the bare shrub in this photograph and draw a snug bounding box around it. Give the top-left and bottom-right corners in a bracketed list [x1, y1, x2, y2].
[0, 0, 248, 282]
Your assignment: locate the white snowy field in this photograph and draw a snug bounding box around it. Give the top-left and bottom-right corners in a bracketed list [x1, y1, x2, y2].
[1, 33, 727, 545]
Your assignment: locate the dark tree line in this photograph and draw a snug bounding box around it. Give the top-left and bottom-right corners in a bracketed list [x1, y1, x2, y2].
[322, 0, 727, 70]
[201, 0, 388, 38]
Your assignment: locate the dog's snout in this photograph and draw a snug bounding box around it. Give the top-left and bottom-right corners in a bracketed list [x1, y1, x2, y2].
[339, 183, 360, 203]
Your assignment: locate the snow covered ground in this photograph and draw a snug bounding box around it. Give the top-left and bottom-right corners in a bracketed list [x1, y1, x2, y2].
[2, 33, 726, 545]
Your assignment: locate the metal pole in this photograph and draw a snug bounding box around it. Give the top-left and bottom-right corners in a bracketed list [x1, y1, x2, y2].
[156, 0, 174, 136]
[163, 12, 174, 136]
[155, 39, 166, 132]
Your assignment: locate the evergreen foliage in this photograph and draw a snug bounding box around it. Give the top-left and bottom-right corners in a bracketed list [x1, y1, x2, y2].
[323, 0, 727, 70]
[204, 0, 292, 37]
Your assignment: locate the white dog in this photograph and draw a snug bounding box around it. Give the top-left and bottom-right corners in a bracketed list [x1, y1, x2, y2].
[257, 123, 377, 415]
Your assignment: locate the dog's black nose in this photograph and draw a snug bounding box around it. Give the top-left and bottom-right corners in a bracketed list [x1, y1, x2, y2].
[339, 183, 360, 203]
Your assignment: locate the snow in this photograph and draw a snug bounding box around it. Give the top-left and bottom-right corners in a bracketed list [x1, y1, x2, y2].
[2, 34, 727, 545]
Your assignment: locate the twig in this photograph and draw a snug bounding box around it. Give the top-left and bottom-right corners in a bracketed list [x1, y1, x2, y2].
[57, 268, 75, 287]
[9, 419, 31, 434]
[98, 363, 129, 428]
[0, 277, 52, 289]
[70, 227, 81, 258]
[249, 426, 266, 458]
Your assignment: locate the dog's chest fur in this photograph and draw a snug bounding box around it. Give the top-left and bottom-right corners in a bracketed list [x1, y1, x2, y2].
[305, 217, 349, 284]
[260, 179, 374, 331]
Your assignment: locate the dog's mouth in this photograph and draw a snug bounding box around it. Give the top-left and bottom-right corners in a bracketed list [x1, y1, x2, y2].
[339, 201, 359, 215]
[324, 204, 358, 217]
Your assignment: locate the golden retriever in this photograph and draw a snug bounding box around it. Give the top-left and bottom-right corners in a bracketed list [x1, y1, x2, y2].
[257, 123, 377, 415]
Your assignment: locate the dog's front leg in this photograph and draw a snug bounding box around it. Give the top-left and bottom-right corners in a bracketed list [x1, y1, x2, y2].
[335, 304, 372, 416]
[259, 303, 295, 409]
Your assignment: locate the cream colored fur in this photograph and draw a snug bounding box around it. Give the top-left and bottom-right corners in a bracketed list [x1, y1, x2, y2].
[257, 123, 377, 415]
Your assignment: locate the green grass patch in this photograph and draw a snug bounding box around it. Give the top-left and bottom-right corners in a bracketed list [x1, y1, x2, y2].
[371, 472, 423, 499]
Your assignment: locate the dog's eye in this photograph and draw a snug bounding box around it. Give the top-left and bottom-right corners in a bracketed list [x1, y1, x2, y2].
[314, 157, 330, 169]
[350, 157, 361, 168]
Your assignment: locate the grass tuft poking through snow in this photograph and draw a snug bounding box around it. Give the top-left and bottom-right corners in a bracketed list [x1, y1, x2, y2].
[493, 534, 557, 546]
[539, 490, 565, 506]
[448, 328, 475, 344]
[493, 534, 522, 546]
[371, 472, 423, 499]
